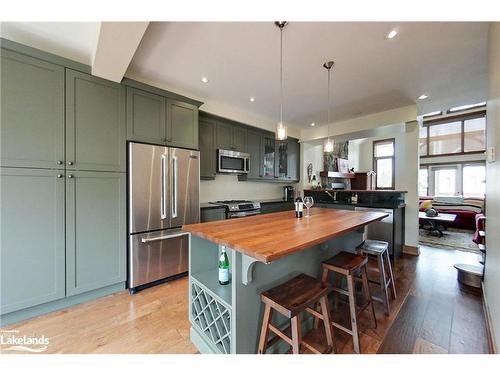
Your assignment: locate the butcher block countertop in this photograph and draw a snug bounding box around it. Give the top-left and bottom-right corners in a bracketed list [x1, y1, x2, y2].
[182, 208, 388, 263]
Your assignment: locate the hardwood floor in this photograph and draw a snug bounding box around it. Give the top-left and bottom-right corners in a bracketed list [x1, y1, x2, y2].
[1, 245, 489, 354]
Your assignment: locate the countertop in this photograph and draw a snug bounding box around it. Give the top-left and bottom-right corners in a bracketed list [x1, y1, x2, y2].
[304, 189, 408, 193]
[183, 208, 388, 263]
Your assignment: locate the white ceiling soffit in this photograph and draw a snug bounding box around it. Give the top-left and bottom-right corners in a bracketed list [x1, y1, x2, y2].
[0, 22, 100, 65]
[92, 22, 149, 82]
[127, 22, 489, 129]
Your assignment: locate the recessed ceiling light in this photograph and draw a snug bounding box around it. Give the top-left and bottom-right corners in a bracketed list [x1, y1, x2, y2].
[201, 77, 209, 83]
[249, 97, 255, 102]
[418, 94, 429, 100]
[386, 30, 398, 39]
[310, 123, 315, 127]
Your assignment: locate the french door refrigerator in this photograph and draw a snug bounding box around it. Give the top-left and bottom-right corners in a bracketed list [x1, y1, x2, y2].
[128, 142, 199, 292]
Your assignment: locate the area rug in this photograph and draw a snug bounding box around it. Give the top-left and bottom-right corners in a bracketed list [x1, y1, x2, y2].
[419, 228, 480, 254]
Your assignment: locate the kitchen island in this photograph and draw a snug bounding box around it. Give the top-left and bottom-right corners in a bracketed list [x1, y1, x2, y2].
[182, 208, 388, 354]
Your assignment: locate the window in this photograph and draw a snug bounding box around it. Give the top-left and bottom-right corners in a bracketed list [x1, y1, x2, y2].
[373, 139, 395, 190]
[421, 162, 486, 197]
[420, 112, 486, 157]
[463, 164, 486, 197]
[418, 167, 428, 196]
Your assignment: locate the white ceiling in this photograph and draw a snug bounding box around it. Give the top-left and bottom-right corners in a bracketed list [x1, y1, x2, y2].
[127, 22, 489, 129]
[0, 22, 100, 65]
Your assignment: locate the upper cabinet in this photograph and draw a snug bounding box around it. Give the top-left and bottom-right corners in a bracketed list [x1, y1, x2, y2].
[286, 138, 300, 181]
[167, 99, 199, 149]
[199, 118, 217, 180]
[125, 83, 200, 150]
[126, 87, 166, 145]
[66, 69, 126, 172]
[216, 121, 247, 152]
[246, 130, 263, 179]
[0, 49, 65, 169]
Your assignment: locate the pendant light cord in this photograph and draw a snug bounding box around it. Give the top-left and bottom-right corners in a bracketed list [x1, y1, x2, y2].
[279, 25, 283, 127]
[327, 65, 331, 137]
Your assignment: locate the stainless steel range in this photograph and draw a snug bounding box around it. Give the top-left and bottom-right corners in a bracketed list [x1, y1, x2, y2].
[209, 200, 261, 219]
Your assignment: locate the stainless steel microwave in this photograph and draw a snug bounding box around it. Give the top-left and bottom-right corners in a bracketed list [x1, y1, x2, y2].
[217, 149, 250, 174]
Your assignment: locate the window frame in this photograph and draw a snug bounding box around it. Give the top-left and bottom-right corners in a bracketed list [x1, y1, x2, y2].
[420, 161, 486, 197]
[373, 138, 395, 190]
[420, 110, 486, 158]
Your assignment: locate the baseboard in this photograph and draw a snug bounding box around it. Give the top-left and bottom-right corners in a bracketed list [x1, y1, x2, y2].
[403, 245, 420, 256]
[482, 282, 497, 354]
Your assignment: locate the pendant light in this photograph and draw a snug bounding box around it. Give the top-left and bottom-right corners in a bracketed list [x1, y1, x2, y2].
[275, 21, 288, 141]
[323, 60, 335, 153]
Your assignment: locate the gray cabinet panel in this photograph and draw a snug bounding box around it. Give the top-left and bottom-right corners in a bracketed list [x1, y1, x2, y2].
[246, 130, 263, 179]
[167, 99, 199, 150]
[216, 121, 233, 150]
[200, 208, 227, 222]
[126, 87, 166, 145]
[0, 49, 65, 169]
[286, 138, 300, 181]
[0, 168, 65, 314]
[66, 69, 126, 172]
[232, 126, 247, 152]
[199, 118, 217, 179]
[66, 171, 126, 296]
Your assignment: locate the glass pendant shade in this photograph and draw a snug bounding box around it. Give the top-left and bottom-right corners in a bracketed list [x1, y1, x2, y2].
[276, 122, 287, 141]
[323, 137, 334, 153]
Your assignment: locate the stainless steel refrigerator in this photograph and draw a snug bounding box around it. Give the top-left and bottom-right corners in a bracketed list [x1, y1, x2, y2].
[128, 142, 199, 292]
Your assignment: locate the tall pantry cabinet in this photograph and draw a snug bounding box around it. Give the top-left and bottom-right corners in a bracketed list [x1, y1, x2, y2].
[0, 48, 126, 317]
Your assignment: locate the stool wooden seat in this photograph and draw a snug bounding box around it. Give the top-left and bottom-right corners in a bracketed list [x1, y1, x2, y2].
[320, 251, 377, 354]
[258, 273, 335, 354]
[357, 240, 396, 316]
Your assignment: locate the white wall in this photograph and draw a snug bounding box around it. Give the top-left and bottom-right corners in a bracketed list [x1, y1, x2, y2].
[200, 175, 295, 203]
[484, 22, 500, 352]
[347, 123, 420, 247]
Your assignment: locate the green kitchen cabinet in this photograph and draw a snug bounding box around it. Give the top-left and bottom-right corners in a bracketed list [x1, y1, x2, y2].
[286, 138, 300, 181]
[65, 171, 126, 296]
[261, 134, 276, 179]
[0, 49, 65, 169]
[166, 99, 199, 149]
[216, 121, 247, 152]
[0, 168, 66, 314]
[232, 126, 247, 152]
[199, 117, 217, 179]
[126, 87, 166, 145]
[246, 130, 263, 179]
[66, 69, 126, 172]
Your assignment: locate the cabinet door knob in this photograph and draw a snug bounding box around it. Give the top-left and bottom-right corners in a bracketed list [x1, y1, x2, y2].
[57, 174, 63, 178]
[57, 160, 63, 165]
[68, 161, 74, 165]
[68, 174, 74, 178]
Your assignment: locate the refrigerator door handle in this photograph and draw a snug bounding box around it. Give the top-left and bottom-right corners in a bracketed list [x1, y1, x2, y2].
[141, 232, 187, 243]
[172, 155, 178, 218]
[161, 154, 167, 220]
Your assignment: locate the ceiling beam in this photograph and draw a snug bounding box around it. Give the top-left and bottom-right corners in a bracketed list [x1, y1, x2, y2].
[91, 22, 149, 83]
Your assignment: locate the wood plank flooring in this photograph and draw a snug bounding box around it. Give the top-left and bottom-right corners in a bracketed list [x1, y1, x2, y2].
[1, 245, 489, 354]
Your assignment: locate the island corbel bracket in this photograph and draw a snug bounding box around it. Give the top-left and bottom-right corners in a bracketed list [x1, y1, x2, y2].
[241, 254, 264, 285]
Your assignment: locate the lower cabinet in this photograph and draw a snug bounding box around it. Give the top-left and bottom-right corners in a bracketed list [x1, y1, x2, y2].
[0, 168, 66, 314]
[65, 171, 126, 296]
[0, 167, 126, 316]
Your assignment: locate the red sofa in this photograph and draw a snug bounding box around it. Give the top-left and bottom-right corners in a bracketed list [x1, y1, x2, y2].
[419, 197, 484, 231]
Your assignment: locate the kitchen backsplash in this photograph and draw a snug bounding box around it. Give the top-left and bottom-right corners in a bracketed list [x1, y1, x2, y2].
[200, 174, 296, 202]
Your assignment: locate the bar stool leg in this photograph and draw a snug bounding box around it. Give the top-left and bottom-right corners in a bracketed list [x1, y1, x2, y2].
[361, 266, 377, 329]
[377, 253, 391, 316]
[319, 295, 336, 353]
[346, 275, 360, 354]
[290, 314, 302, 354]
[257, 304, 273, 354]
[385, 251, 397, 300]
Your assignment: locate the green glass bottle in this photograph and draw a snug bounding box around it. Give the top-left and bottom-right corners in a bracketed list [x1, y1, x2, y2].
[218, 246, 230, 285]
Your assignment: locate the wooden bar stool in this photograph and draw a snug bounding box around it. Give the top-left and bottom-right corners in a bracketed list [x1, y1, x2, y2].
[356, 240, 396, 316]
[258, 273, 336, 354]
[320, 252, 377, 354]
